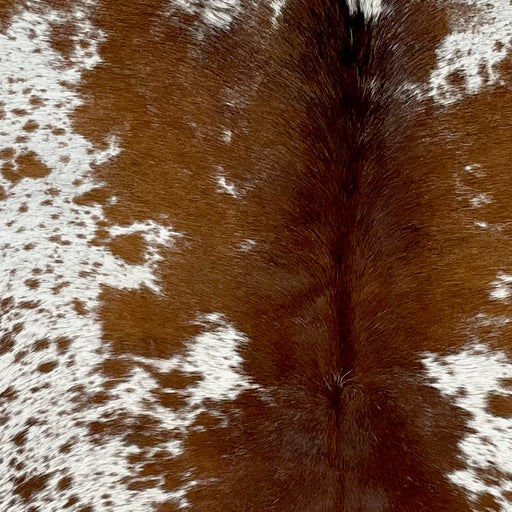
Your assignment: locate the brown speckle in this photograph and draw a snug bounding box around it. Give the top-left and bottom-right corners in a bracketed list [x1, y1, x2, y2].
[0, 147, 15, 160]
[12, 429, 28, 447]
[33, 339, 50, 351]
[37, 361, 58, 373]
[0, 333, 15, 356]
[25, 278, 40, 289]
[11, 108, 28, 116]
[23, 120, 39, 132]
[57, 475, 72, 491]
[73, 299, 87, 315]
[29, 96, 45, 107]
[56, 337, 72, 354]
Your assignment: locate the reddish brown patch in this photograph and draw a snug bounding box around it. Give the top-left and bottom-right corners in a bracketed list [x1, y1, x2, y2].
[16, 151, 51, 178]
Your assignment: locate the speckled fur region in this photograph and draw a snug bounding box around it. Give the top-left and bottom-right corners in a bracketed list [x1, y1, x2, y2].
[1, 1, 512, 511]
[0, 2, 254, 510]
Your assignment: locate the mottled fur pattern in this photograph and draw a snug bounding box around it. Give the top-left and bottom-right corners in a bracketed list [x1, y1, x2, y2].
[1, 1, 512, 511]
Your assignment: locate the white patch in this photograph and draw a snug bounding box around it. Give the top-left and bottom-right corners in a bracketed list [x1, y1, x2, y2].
[215, 170, 240, 197]
[469, 192, 492, 208]
[0, 4, 209, 511]
[422, 344, 512, 510]
[238, 238, 256, 252]
[475, 220, 489, 229]
[490, 272, 512, 301]
[465, 164, 485, 177]
[221, 128, 232, 144]
[270, 0, 287, 26]
[168, 0, 241, 31]
[429, 0, 512, 105]
[346, 0, 383, 20]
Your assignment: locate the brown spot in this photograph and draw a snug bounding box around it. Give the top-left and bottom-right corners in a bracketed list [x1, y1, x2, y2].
[0, 147, 15, 159]
[2, 161, 21, 183]
[25, 278, 40, 289]
[12, 429, 28, 447]
[16, 152, 51, 179]
[19, 203, 28, 213]
[19, 300, 40, 309]
[446, 69, 466, 91]
[90, 390, 110, 404]
[29, 96, 45, 107]
[0, 386, 18, 401]
[73, 298, 88, 315]
[11, 108, 28, 116]
[63, 495, 79, 508]
[109, 233, 146, 264]
[0, 333, 15, 356]
[153, 390, 187, 409]
[59, 440, 74, 454]
[57, 476, 72, 491]
[53, 281, 70, 294]
[0, 296, 14, 312]
[0, 185, 6, 200]
[37, 361, 58, 373]
[33, 338, 50, 351]
[23, 120, 39, 132]
[487, 393, 512, 418]
[23, 242, 35, 250]
[13, 473, 51, 502]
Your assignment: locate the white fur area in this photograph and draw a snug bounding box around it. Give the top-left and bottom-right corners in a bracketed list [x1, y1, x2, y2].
[346, 0, 383, 20]
[167, 0, 242, 30]
[429, 0, 512, 104]
[0, 3, 255, 510]
[422, 344, 512, 510]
